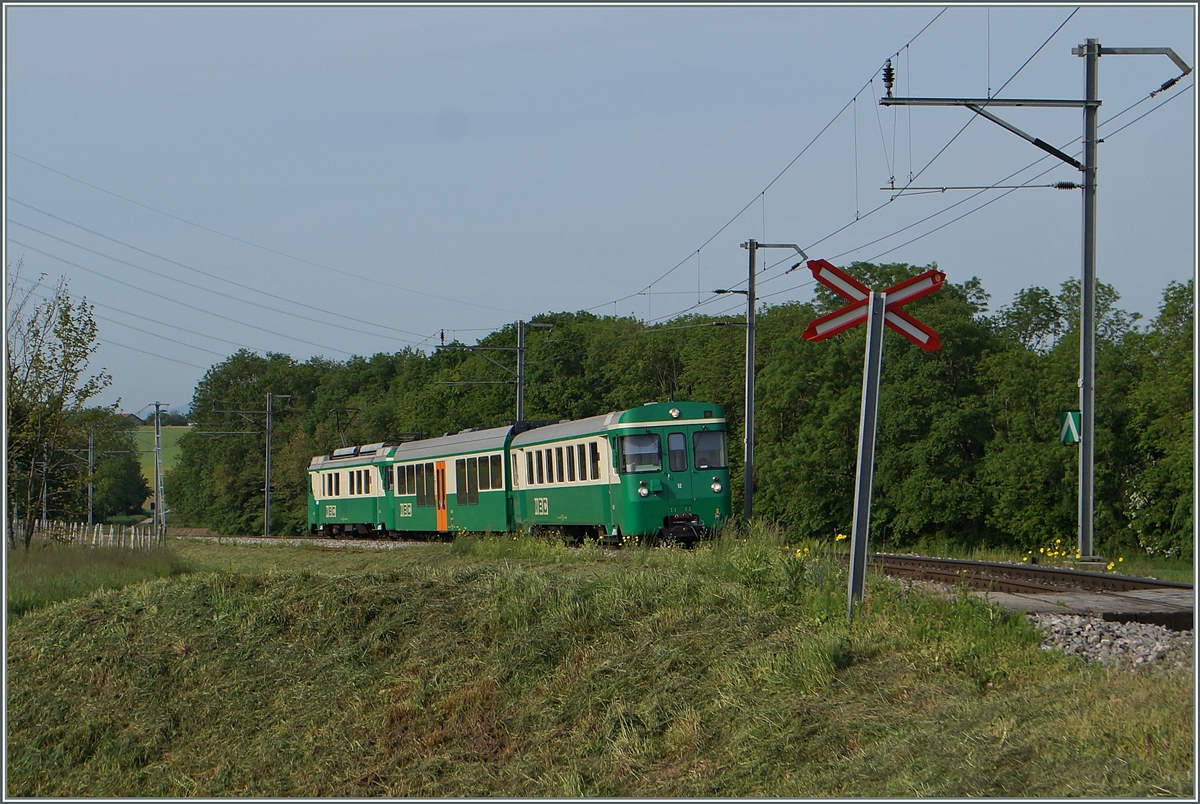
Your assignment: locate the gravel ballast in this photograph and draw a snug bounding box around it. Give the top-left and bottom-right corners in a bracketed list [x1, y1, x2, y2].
[1028, 613, 1194, 674]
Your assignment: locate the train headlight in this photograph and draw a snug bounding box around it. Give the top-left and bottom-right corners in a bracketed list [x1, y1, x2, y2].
[669, 408, 680, 418]
[711, 481, 723, 493]
[638, 484, 650, 498]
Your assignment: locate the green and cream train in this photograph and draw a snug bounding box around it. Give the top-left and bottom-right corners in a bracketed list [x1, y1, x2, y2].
[307, 401, 731, 544]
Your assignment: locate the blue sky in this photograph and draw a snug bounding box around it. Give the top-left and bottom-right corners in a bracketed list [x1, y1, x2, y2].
[4, 3, 1195, 415]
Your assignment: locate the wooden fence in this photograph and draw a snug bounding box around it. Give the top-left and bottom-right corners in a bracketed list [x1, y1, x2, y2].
[9, 520, 168, 550]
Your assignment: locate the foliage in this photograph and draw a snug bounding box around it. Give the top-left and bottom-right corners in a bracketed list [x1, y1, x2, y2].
[6, 261, 112, 548]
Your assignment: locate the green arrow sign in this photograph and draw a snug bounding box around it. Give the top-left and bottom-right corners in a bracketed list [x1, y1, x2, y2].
[1060, 411, 1081, 444]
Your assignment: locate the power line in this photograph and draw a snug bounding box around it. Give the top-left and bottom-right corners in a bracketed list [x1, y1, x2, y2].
[8, 198, 433, 342]
[6, 237, 355, 356]
[6, 152, 528, 317]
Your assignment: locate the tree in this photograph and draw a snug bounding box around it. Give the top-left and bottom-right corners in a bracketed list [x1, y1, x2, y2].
[6, 260, 112, 548]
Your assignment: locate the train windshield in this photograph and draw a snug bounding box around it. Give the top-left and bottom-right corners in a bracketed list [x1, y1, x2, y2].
[693, 431, 728, 470]
[619, 434, 662, 473]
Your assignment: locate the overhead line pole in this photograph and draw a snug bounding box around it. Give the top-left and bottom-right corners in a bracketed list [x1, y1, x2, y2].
[881, 40, 1190, 562]
[724, 240, 807, 522]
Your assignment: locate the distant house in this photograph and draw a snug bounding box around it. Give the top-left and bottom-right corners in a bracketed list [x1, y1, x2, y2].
[120, 413, 145, 426]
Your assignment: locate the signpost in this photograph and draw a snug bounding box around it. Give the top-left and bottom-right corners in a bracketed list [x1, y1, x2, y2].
[800, 259, 943, 620]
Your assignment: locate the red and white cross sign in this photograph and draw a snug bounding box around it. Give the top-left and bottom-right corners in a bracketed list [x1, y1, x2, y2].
[801, 259, 944, 351]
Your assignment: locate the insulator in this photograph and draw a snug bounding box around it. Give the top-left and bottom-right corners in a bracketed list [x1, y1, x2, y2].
[882, 59, 895, 97]
[1053, 182, 1081, 190]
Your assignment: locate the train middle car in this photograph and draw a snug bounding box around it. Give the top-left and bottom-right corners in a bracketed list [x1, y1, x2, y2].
[307, 401, 731, 543]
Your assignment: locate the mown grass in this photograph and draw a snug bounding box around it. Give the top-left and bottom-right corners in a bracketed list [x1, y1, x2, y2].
[6, 545, 191, 620]
[5, 526, 1193, 797]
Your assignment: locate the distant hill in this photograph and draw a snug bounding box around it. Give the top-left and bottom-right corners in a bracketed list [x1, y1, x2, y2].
[134, 426, 190, 483]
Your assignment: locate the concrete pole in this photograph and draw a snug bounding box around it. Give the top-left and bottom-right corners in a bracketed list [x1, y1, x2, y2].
[154, 403, 165, 528]
[1079, 39, 1099, 560]
[516, 320, 526, 423]
[743, 239, 757, 523]
[848, 291, 886, 621]
[265, 392, 273, 538]
[87, 427, 94, 528]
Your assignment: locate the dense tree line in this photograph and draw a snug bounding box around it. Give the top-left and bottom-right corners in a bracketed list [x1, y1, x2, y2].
[161, 263, 1191, 557]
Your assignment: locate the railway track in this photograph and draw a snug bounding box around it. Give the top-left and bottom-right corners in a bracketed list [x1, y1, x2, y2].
[869, 553, 1193, 595]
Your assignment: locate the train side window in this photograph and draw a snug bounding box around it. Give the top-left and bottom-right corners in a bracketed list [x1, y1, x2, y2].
[416, 464, 426, 507]
[456, 459, 467, 505]
[366, 470, 372, 494]
[491, 454, 503, 489]
[526, 452, 534, 486]
[467, 456, 480, 505]
[555, 447, 565, 482]
[546, 449, 555, 483]
[426, 463, 435, 503]
[335, 472, 341, 497]
[536, 450, 545, 485]
[350, 471, 356, 495]
[668, 432, 688, 472]
[407, 465, 416, 496]
[478, 454, 491, 491]
[589, 442, 601, 480]
[565, 445, 576, 482]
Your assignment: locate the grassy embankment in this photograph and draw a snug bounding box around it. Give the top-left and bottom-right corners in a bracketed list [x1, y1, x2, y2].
[6, 529, 1194, 797]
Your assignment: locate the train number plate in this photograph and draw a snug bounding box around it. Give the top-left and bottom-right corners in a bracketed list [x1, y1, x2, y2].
[325, 504, 336, 518]
[534, 497, 549, 516]
[398, 503, 413, 517]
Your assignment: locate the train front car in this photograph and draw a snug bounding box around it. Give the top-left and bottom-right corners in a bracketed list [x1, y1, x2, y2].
[510, 401, 730, 544]
[608, 402, 730, 543]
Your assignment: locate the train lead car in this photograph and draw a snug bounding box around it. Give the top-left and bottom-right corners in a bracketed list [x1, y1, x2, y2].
[307, 401, 731, 544]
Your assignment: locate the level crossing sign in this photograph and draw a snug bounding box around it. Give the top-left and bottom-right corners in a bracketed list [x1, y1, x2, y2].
[798, 258, 946, 622]
[801, 259, 945, 351]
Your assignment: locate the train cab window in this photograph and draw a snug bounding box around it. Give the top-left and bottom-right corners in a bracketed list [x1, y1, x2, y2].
[589, 442, 601, 480]
[536, 451, 545, 485]
[693, 430, 728, 470]
[555, 447, 565, 482]
[565, 445, 576, 482]
[620, 433, 662, 473]
[668, 433, 688, 472]
[491, 454, 503, 489]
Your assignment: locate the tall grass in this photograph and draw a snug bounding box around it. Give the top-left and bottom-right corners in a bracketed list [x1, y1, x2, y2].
[6, 544, 190, 619]
[5, 527, 1192, 797]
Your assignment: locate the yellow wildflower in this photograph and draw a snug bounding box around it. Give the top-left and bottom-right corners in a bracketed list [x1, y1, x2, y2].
[836, 533, 848, 541]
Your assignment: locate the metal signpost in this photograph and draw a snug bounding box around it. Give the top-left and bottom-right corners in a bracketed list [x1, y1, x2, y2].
[800, 259, 944, 620]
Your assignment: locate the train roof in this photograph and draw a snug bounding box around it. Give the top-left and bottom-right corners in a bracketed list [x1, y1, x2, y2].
[389, 424, 514, 462]
[511, 401, 725, 447]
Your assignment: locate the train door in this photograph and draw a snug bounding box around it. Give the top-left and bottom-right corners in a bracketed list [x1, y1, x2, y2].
[666, 431, 693, 502]
[435, 461, 448, 532]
